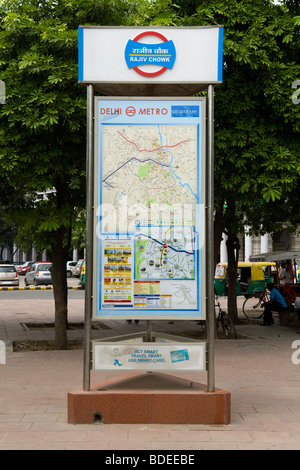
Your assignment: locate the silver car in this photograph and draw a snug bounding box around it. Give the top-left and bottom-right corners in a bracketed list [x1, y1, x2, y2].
[25, 262, 52, 286]
[0, 264, 19, 286]
[66, 261, 77, 278]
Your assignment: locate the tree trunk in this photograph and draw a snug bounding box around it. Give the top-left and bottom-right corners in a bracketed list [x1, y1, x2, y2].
[225, 199, 240, 324]
[226, 230, 239, 323]
[52, 227, 69, 350]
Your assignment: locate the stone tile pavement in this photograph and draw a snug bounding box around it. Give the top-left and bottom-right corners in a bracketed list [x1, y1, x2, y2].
[1, 291, 300, 450]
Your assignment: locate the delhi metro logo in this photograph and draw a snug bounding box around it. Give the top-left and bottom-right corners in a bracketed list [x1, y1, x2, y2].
[124, 31, 176, 78]
[125, 106, 136, 117]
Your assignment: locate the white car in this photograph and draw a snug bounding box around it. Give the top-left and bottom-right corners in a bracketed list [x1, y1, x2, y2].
[66, 261, 77, 278]
[0, 264, 19, 286]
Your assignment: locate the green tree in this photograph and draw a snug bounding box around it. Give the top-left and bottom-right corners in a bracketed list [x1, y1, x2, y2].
[1, 0, 299, 336]
[0, 1, 88, 348]
[0, 209, 18, 261]
[0, 0, 177, 349]
[0, 0, 144, 349]
[170, 0, 300, 321]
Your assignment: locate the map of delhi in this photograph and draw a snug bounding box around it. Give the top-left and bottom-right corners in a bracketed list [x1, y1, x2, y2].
[101, 124, 198, 232]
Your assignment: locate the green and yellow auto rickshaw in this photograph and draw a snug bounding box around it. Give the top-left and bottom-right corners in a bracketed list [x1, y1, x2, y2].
[214, 261, 276, 297]
[79, 260, 85, 288]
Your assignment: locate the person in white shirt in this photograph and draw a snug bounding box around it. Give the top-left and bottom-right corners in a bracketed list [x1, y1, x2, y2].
[279, 263, 293, 285]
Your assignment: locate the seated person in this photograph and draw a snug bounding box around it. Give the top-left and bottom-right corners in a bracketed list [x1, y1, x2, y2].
[261, 282, 287, 326]
[239, 279, 250, 293]
[239, 268, 251, 293]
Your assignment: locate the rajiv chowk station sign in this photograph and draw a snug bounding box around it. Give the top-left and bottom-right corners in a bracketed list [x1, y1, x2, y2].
[78, 26, 223, 92]
[68, 26, 230, 427]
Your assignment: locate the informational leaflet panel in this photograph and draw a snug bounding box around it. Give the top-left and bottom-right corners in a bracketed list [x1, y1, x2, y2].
[93, 97, 206, 320]
[93, 342, 206, 371]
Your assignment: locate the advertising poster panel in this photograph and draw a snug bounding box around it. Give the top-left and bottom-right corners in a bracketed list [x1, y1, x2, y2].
[93, 97, 206, 320]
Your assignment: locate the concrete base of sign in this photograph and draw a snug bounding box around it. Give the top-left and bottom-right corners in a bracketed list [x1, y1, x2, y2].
[68, 372, 231, 424]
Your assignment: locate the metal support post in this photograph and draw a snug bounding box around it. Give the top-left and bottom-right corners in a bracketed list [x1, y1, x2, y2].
[207, 85, 215, 392]
[146, 320, 153, 342]
[83, 85, 94, 391]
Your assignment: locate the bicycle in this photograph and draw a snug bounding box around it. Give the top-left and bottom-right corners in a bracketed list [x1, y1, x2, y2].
[215, 295, 237, 339]
[242, 288, 270, 319]
[197, 296, 237, 339]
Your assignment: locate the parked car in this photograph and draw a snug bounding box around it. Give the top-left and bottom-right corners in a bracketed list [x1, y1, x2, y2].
[15, 263, 23, 273]
[24, 262, 52, 286]
[66, 261, 77, 278]
[74, 259, 84, 277]
[0, 264, 19, 286]
[16, 261, 35, 275]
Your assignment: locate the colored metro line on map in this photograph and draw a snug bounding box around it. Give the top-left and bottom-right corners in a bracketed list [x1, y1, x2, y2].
[101, 124, 198, 233]
[134, 225, 195, 280]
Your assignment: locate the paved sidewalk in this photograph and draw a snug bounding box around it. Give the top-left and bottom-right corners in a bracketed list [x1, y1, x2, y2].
[1, 293, 300, 450]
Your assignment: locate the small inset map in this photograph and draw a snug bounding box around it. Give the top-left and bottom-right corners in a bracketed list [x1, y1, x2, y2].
[135, 225, 195, 280]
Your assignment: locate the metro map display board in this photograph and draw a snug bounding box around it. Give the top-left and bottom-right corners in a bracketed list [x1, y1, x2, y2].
[93, 97, 206, 320]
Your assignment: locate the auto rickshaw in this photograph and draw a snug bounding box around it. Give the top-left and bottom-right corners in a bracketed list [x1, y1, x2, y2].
[214, 261, 276, 297]
[250, 251, 300, 307]
[79, 260, 85, 288]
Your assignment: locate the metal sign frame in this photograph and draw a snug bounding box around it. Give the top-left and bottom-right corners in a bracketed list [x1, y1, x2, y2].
[83, 86, 215, 392]
[80, 26, 221, 394]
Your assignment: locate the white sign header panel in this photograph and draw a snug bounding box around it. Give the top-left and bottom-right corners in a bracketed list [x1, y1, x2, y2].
[78, 26, 223, 85]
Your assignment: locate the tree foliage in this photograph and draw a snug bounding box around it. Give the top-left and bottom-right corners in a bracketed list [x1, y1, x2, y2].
[0, 0, 144, 348]
[0, 0, 299, 331]
[175, 0, 300, 205]
[168, 0, 300, 319]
